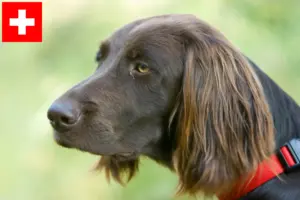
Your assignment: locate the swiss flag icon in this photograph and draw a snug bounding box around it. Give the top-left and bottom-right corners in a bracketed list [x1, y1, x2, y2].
[2, 2, 42, 42]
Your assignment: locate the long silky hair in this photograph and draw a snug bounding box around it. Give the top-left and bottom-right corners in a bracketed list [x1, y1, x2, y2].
[173, 17, 275, 196]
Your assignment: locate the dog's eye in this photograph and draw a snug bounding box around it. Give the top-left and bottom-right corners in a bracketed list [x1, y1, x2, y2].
[134, 62, 150, 74]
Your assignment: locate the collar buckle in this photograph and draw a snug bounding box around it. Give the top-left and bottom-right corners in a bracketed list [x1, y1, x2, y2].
[277, 139, 300, 173]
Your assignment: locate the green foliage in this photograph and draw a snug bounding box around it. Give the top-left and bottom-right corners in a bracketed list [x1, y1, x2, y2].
[0, 1, 299, 200]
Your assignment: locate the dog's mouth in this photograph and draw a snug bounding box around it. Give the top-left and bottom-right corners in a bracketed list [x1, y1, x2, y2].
[53, 130, 137, 159]
[53, 131, 73, 148]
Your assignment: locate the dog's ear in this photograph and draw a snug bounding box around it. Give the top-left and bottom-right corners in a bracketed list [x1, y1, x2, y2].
[173, 23, 275, 196]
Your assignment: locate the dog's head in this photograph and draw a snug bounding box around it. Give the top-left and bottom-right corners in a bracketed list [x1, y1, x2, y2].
[48, 14, 275, 195]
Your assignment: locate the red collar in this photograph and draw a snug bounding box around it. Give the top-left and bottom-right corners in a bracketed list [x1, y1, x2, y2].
[218, 139, 300, 200]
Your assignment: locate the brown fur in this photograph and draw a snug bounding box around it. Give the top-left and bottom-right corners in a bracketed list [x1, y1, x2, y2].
[94, 15, 275, 196]
[49, 14, 300, 199]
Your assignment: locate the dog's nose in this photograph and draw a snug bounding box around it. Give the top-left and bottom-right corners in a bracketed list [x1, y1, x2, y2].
[47, 101, 80, 132]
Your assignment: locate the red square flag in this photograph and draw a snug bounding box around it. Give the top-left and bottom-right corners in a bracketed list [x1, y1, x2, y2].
[2, 2, 42, 42]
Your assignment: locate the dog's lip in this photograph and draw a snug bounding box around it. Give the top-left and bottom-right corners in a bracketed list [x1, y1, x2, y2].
[55, 139, 72, 148]
[53, 130, 137, 157]
[53, 131, 73, 148]
[53, 137, 130, 156]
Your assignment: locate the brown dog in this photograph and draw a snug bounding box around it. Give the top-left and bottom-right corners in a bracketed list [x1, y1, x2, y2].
[48, 14, 300, 200]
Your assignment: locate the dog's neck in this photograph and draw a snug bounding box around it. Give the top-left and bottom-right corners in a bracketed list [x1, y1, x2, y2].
[248, 59, 300, 147]
[142, 127, 176, 169]
[143, 59, 300, 192]
[144, 60, 300, 173]
[218, 60, 300, 199]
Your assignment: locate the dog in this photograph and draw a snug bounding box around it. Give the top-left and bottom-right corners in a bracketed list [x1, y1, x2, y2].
[47, 14, 300, 200]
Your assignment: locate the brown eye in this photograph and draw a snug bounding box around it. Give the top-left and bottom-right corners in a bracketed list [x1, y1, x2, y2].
[134, 62, 150, 74]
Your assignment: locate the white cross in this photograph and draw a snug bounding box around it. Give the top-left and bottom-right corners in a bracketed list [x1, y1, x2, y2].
[9, 9, 35, 35]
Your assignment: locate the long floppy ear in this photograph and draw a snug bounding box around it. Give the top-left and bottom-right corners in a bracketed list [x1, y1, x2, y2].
[173, 23, 275, 196]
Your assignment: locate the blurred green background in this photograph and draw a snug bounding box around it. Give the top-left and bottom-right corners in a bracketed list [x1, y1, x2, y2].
[0, 0, 299, 200]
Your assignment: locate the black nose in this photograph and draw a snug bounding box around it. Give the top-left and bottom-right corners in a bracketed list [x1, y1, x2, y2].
[47, 101, 80, 132]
